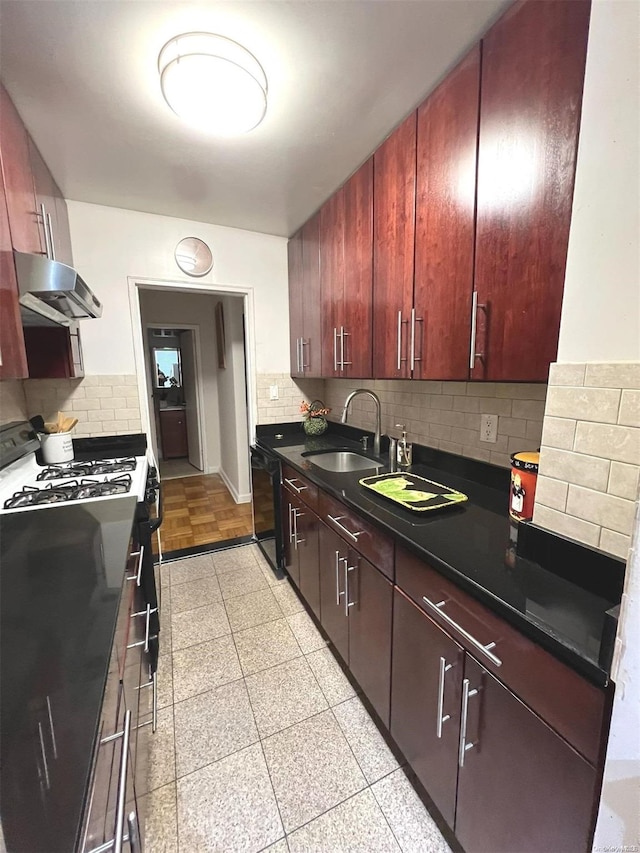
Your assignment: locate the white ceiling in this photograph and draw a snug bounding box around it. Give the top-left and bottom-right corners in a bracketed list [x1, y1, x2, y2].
[0, 0, 509, 238]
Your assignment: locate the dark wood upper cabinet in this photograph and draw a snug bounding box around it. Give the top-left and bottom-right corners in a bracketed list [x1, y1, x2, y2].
[0, 84, 43, 256]
[320, 187, 345, 377]
[472, 0, 591, 381]
[342, 158, 373, 378]
[0, 160, 28, 379]
[414, 45, 480, 380]
[455, 655, 598, 853]
[300, 213, 322, 377]
[373, 113, 417, 379]
[288, 228, 304, 377]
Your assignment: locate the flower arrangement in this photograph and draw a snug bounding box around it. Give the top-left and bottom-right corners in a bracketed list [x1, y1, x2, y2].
[300, 399, 331, 436]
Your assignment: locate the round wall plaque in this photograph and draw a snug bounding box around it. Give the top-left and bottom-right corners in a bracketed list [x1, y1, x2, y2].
[174, 237, 213, 277]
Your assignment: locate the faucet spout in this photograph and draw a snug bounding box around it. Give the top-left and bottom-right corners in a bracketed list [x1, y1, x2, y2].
[341, 389, 382, 458]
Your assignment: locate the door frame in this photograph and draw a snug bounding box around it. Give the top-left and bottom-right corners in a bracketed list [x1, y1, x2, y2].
[127, 277, 258, 469]
[143, 322, 207, 471]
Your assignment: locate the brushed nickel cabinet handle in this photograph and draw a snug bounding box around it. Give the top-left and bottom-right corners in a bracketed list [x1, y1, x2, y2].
[335, 550, 344, 606]
[284, 477, 308, 494]
[327, 514, 363, 543]
[458, 678, 479, 768]
[436, 656, 452, 738]
[422, 596, 502, 667]
[397, 310, 403, 370]
[126, 546, 144, 586]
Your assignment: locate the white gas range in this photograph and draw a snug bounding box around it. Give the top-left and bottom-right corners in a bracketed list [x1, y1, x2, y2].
[0, 450, 149, 513]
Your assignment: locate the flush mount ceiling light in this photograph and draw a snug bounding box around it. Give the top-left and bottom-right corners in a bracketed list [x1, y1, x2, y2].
[158, 32, 267, 135]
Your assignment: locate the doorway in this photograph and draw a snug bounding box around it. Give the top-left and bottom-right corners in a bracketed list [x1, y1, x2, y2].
[130, 279, 257, 558]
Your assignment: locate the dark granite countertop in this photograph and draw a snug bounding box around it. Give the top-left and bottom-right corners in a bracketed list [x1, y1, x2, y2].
[0, 496, 138, 852]
[255, 425, 624, 687]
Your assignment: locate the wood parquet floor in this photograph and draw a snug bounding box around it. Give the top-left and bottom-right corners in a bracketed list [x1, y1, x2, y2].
[155, 473, 254, 554]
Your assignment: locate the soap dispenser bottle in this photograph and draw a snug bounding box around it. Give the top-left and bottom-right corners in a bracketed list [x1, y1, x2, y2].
[395, 424, 413, 468]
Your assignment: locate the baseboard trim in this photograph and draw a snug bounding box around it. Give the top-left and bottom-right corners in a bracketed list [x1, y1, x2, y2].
[219, 466, 252, 504]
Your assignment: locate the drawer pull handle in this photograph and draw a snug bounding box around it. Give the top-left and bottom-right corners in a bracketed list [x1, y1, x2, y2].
[91, 710, 132, 853]
[38, 721, 50, 790]
[422, 596, 502, 667]
[436, 656, 453, 739]
[46, 695, 58, 760]
[128, 604, 158, 654]
[126, 545, 144, 586]
[458, 678, 479, 768]
[137, 669, 158, 734]
[327, 515, 363, 543]
[343, 557, 356, 616]
[284, 477, 308, 494]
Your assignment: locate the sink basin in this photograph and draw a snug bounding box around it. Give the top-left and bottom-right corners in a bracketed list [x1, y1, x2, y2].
[303, 450, 381, 473]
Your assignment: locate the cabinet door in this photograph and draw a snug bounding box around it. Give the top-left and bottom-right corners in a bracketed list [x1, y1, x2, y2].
[301, 213, 322, 377]
[296, 505, 320, 619]
[414, 46, 479, 381]
[0, 84, 43, 255]
[0, 160, 28, 379]
[29, 138, 58, 261]
[320, 188, 345, 377]
[288, 228, 304, 377]
[281, 488, 299, 588]
[53, 195, 73, 267]
[160, 410, 188, 459]
[390, 588, 463, 827]
[342, 158, 373, 378]
[318, 522, 349, 661]
[455, 655, 598, 853]
[23, 326, 75, 378]
[472, 0, 591, 381]
[346, 551, 392, 727]
[372, 113, 417, 379]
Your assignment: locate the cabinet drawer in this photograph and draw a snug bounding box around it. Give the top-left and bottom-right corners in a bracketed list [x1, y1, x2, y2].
[319, 491, 394, 581]
[282, 464, 318, 511]
[396, 545, 606, 766]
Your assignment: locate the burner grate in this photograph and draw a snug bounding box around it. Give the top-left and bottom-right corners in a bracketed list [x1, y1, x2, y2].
[3, 474, 133, 508]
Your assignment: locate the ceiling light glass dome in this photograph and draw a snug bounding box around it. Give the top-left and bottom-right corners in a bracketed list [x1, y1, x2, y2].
[158, 33, 268, 135]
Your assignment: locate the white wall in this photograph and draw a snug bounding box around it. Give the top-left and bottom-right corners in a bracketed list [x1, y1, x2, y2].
[558, 2, 640, 847]
[217, 295, 251, 502]
[557, 0, 640, 362]
[139, 289, 222, 472]
[67, 201, 289, 375]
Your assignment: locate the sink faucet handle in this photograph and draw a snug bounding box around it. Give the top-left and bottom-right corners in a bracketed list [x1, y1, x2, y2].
[395, 423, 406, 432]
[360, 435, 369, 452]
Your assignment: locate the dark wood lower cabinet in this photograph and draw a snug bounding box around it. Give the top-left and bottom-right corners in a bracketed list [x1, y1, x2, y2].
[390, 589, 599, 853]
[281, 489, 301, 588]
[347, 552, 392, 727]
[391, 588, 463, 826]
[319, 522, 349, 661]
[455, 656, 598, 853]
[159, 409, 188, 459]
[296, 505, 320, 619]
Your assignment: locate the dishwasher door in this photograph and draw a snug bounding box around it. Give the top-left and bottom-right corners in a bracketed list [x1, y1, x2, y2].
[250, 445, 284, 577]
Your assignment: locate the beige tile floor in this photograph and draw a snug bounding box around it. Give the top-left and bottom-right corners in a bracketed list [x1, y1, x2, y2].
[145, 544, 453, 853]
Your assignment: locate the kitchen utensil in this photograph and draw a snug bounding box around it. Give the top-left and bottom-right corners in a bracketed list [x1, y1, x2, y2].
[29, 415, 46, 434]
[45, 422, 59, 433]
[63, 418, 78, 431]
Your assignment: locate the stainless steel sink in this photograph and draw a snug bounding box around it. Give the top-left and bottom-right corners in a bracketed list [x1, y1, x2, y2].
[303, 450, 381, 473]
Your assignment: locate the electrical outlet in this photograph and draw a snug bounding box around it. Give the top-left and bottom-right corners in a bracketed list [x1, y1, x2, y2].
[480, 413, 498, 443]
[269, 384, 279, 401]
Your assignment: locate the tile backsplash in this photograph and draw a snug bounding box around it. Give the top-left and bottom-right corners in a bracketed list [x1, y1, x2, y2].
[0, 380, 28, 422]
[22, 376, 142, 437]
[323, 378, 546, 469]
[533, 362, 640, 560]
[256, 374, 324, 425]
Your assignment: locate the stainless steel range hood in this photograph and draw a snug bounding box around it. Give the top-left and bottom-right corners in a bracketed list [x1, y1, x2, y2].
[15, 251, 103, 327]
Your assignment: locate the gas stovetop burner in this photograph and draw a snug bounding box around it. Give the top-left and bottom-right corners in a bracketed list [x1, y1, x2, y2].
[3, 475, 133, 508]
[36, 458, 137, 481]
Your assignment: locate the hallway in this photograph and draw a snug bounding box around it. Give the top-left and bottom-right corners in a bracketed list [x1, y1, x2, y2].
[157, 474, 253, 556]
[144, 544, 452, 852]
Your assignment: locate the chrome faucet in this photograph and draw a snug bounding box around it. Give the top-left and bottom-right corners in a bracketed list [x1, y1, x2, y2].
[341, 389, 382, 458]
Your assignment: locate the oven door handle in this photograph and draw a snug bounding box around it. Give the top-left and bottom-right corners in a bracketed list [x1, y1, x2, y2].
[148, 482, 163, 533]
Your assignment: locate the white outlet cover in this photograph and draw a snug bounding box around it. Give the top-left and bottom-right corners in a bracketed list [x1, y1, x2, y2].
[269, 384, 279, 401]
[480, 413, 498, 443]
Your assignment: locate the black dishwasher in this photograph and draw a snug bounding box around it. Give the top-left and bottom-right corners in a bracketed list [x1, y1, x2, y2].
[250, 444, 284, 577]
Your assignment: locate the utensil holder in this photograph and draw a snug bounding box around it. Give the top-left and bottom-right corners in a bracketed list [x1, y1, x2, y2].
[40, 432, 74, 464]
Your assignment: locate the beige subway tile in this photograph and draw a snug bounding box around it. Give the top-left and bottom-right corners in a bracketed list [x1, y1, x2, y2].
[532, 505, 600, 547]
[80, 376, 101, 386]
[525, 421, 543, 445]
[598, 529, 632, 561]
[74, 398, 101, 412]
[439, 381, 463, 396]
[494, 383, 547, 400]
[126, 397, 140, 410]
[534, 476, 568, 512]
[453, 396, 481, 413]
[618, 390, 640, 428]
[607, 462, 640, 501]
[124, 375, 139, 386]
[466, 382, 498, 397]
[451, 427, 476, 446]
[117, 408, 140, 420]
[418, 381, 444, 395]
[128, 420, 142, 431]
[512, 399, 546, 421]
[574, 422, 640, 465]
[87, 410, 105, 423]
[67, 385, 86, 399]
[566, 485, 636, 536]
[100, 410, 117, 422]
[548, 363, 586, 387]
[112, 385, 132, 398]
[438, 440, 463, 456]
[540, 416, 576, 450]
[86, 386, 113, 399]
[545, 386, 621, 424]
[585, 363, 640, 389]
[111, 420, 130, 431]
[538, 447, 610, 491]
[465, 447, 492, 463]
[498, 417, 528, 438]
[102, 396, 126, 410]
[69, 409, 87, 423]
[489, 450, 510, 468]
[476, 398, 513, 416]
[429, 424, 452, 441]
